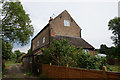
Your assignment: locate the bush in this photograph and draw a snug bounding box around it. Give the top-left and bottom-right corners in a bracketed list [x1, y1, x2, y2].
[39, 74, 48, 79]
[41, 39, 107, 70]
[17, 57, 21, 63]
[26, 71, 33, 76]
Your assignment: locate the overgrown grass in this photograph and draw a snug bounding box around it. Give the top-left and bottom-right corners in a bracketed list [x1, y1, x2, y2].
[5, 60, 22, 67]
[39, 74, 48, 79]
[25, 71, 33, 77]
[107, 65, 120, 72]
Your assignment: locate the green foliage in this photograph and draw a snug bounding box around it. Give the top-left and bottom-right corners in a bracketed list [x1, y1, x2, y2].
[77, 53, 96, 69]
[39, 74, 48, 79]
[2, 40, 13, 60]
[41, 39, 107, 70]
[108, 17, 120, 58]
[41, 39, 78, 66]
[14, 50, 22, 58]
[11, 53, 17, 60]
[1, 0, 34, 46]
[108, 17, 120, 46]
[26, 71, 33, 77]
[96, 57, 107, 70]
[17, 57, 21, 63]
[98, 44, 119, 58]
[27, 48, 32, 54]
[99, 44, 108, 54]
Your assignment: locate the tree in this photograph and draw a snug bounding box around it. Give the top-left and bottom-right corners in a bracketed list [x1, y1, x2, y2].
[2, 40, 13, 60]
[14, 50, 22, 58]
[27, 47, 32, 54]
[41, 39, 77, 66]
[108, 17, 120, 58]
[99, 44, 108, 54]
[1, 0, 34, 46]
[41, 39, 107, 70]
[108, 17, 120, 47]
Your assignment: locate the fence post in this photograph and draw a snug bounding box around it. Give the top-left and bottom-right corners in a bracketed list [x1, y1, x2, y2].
[103, 66, 107, 78]
[66, 64, 69, 78]
[66, 64, 68, 68]
[49, 62, 52, 77]
[50, 62, 52, 66]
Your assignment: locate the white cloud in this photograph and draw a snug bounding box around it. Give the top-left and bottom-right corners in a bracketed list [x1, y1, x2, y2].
[20, 0, 119, 2]
[12, 45, 30, 53]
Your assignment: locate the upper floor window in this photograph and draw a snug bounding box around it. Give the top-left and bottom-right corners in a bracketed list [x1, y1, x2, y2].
[43, 37, 45, 43]
[64, 20, 70, 26]
[37, 40, 39, 46]
[33, 44, 35, 50]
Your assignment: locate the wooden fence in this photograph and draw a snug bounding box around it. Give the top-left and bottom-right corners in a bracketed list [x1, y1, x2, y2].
[42, 64, 120, 78]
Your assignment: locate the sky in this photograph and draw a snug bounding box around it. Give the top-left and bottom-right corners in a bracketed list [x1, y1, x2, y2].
[12, 0, 119, 53]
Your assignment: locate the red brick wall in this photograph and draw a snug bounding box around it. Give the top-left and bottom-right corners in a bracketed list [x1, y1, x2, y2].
[50, 10, 81, 38]
[32, 26, 49, 51]
[89, 50, 94, 56]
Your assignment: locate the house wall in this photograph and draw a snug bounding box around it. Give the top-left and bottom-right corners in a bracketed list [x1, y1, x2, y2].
[89, 50, 94, 56]
[32, 26, 50, 51]
[23, 57, 32, 72]
[49, 10, 81, 38]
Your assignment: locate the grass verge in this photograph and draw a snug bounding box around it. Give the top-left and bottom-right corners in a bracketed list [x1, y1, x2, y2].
[107, 65, 120, 72]
[5, 60, 22, 67]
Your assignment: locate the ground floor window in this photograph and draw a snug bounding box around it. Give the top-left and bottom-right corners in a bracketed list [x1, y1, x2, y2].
[83, 49, 89, 54]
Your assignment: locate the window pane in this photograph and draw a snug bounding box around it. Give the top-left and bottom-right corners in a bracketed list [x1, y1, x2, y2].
[64, 20, 70, 26]
[43, 37, 45, 43]
[37, 40, 39, 46]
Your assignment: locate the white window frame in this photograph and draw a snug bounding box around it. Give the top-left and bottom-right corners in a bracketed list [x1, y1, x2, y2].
[37, 40, 39, 46]
[64, 20, 70, 26]
[43, 37, 45, 43]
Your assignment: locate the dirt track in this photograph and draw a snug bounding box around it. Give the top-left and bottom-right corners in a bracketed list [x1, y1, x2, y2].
[4, 65, 26, 78]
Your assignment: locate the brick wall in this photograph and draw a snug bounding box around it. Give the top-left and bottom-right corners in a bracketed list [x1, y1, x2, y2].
[32, 26, 50, 51]
[89, 50, 94, 56]
[42, 64, 120, 78]
[50, 10, 81, 38]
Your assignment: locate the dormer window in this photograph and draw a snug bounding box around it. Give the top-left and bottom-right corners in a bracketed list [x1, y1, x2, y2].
[43, 37, 45, 43]
[64, 20, 70, 26]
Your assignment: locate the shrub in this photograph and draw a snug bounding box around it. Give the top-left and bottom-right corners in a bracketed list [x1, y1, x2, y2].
[41, 39, 107, 70]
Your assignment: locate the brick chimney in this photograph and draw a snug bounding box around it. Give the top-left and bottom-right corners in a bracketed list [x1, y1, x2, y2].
[49, 17, 53, 23]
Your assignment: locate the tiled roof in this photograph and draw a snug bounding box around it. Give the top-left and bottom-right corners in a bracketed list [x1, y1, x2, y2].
[23, 43, 49, 58]
[51, 35, 94, 50]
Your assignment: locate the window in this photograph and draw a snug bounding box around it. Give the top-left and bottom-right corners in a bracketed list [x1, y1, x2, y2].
[64, 20, 70, 26]
[33, 45, 35, 50]
[43, 37, 45, 43]
[37, 69, 39, 72]
[37, 40, 39, 46]
[83, 49, 89, 54]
